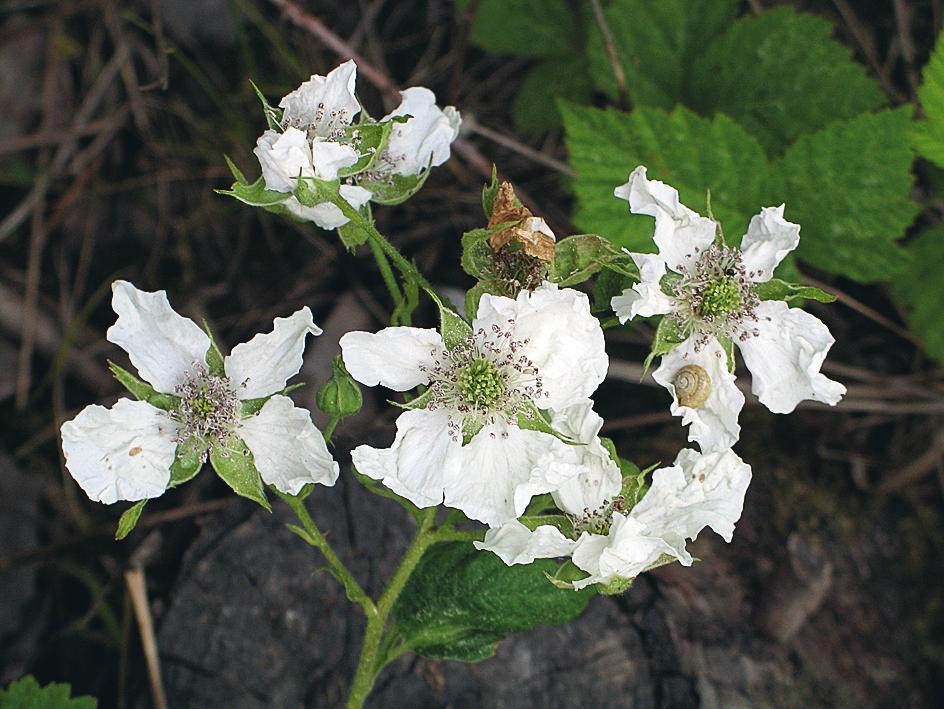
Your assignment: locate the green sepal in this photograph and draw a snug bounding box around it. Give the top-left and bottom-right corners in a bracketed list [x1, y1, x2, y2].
[115, 499, 147, 540]
[202, 320, 225, 377]
[519, 514, 574, 537]
[464, 281, 490, 321]
[389, 387, 433, 412]
[337, 202, 372, 250]
[597, 575, 635, 595]
[482, 164, 500, 217]
[294, 176, 340, 208]
[642, 317, 686, 375]
[240, 383, 304, 417]
[169, 440, 205, 487]
[217, 156, 291, 207]
[336, 120, 394, 177]
[551, 233, 638, 287]
[544, 559, 592, 590]
[523, 492, 555, 516]
[209, 438, 271, 511]
[592, 268, 633, 313]
[753, 278, 836, 303]
[358, 167, 431, 206]
[316, 355, 363, 419]
[249, 79, 282, 130]
[107, 361, 180, 411]
[716, 334, 736, 373]
[516, 403, 574, 443]
[436, 297, 473, 350]
[350, 463, 422, 519]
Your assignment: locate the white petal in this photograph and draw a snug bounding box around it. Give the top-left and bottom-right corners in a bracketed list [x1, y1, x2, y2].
[547, 402, 622, 516]
[611, 283, 675, 322]
[237, 395, 338, 494]
[629, 251, 667, 283]
[738, 300, 846, 413]
[106, 280, 210, 394]
[351, 408, 461, 508]
[652, 336, 743, 452]
[254, 128, 314, 193]
[225, 307, 321, 400]
[340, 327, 444, 391]
[614, 166, 716, 274]
[60, 399, 177, 504]
[310, 139, 358, 180]
[282, 185, 372, 230]
[279, 60, 360, 137]
[444, 421, 562, 526]
[571, 515, 676, 589]
[381, 87, 461, 176]
[631, 448, 752, 553]
[474, 283, 608, 410]
[738, 205, 800, 282]
[474, 521, 576, 566]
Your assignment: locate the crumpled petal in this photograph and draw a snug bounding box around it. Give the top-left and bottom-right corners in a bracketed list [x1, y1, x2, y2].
[474, 521, 576, 565]
[380, 87, 461, 176]
[279, 60, 360, 137]
[652, 336, 743, 452]
[225, 307, 322, 400]
[547, 401, 622, 516]
[237, 395, 338, 494]
[310, 139, 359, 180]
[60, 398, 177, 504]
[738, 205, 800, 283]
[254, 128, 315, 193]
[106, 280, 210, 394]
[614, 166, 716, 274]
[630, 251, 668, 283]
[611, 283, 675, 322]
[444, 420, 564, 526]
[282, 185, 372, 230]
[340, 327, 444, 391]
[474, 283, 608, 411]
[351, 409, 461, 508]
[571, 515, 676, 590]
[737, 300, 846, 414]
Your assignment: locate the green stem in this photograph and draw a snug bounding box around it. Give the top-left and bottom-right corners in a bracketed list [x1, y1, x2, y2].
[279, 492, 375, 617]
[345, 508, 438, 709]
[367, 237, 406, 324]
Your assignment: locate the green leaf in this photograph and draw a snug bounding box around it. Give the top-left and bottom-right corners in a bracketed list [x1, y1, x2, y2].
[249, 79, 282, 131]
[642, 316, 686, 375]
[586, 0, 737, 108]
[209, 438, 271, 511]
[391, 542, 594, 661]
[462, 0, 579, 58]
[169, 440, 204, 487]
[689, 7, 884, 156]
[892, 226, 944, 364]
[562, 103, 768, 253]
[0, 675, 97, 708]
[336, 120, 393, 177]
[464, 281, 490, 321]
[512, 57, 593, 135]
[773, 108, 918, 282]
[591, 268, 633, 313]
[115, 500, 147, 541]
[551, 233, 638, 287]
[912, 32, 944, 168]
[107, 361, 179, 411]
[460, 228, 494, 279]
[753, 278, 836, 304]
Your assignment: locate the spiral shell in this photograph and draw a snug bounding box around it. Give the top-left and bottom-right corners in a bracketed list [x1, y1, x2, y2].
[673, 364, 711, 409]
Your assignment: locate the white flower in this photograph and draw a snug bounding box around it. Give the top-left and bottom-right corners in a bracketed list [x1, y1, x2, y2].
[252, 61, 372, 230]
[60, 281, 338, 504]
[372, 87, 461, 178]
[611, 166, 845, 450]
[571, 448, 751, 589]
[340, 283, 608, 526]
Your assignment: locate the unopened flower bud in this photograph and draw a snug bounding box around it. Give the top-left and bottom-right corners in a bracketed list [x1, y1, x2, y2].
[317, 355, 363, 419]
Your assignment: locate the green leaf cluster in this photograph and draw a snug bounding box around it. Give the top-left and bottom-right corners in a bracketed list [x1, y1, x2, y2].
[0, 675, 96, 709]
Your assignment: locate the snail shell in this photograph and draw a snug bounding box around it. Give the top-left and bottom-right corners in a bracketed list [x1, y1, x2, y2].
[673, 364, 711, 408]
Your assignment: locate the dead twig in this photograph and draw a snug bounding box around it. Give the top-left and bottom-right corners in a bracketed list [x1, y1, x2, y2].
[125, 567, 168, 709]
[878, 429, 944, 493]
[831, 0, 907, 103]
[589, 0, 630, 111]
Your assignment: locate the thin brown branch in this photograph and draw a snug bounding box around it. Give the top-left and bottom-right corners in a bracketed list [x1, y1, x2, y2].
[831, 0, 907, 103]
[878, 429, 944, 493]
[125, 568, 168, 709]
[589, 0, 630, 111]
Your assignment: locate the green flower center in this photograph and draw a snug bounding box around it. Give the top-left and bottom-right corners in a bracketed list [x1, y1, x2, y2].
[175, 368, 240, 446]
[456, 358, 506, 410]
[697, 276, 742, 317]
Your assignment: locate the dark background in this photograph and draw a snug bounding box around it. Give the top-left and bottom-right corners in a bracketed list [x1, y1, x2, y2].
[0, 0, 941, 706]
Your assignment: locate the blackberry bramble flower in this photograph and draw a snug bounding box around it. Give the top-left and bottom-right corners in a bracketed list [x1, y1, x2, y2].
[60, 281, 338, 505]
[612, 167, 845, 452]
[340, 284, 608, 526]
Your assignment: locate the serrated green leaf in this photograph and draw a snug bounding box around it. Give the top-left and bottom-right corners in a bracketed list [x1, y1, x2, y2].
[512, 56, 593, 135]
[773, 108, 918, 282]
[892, 226, 944, 365]
[689, 7, 884, 156]
[391, 542, 594, 661]
[586, 0, 737, 108]
[461, 0, 579, 58]
[115, 500, 147, 541]
[0, 675, 97, 708]
[107, 361, 179, 411]
[210, 438, 270, 511]
[217, 174, 292, 208]
[460, 227, 494, 278]
[562, 103, 768, 253]
[912, 32, 944, 168]
[753, 278, 836, 304]
[551, 233, 638, 287]
[642, 316, 686, 375]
